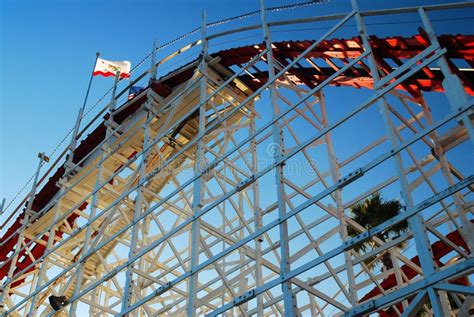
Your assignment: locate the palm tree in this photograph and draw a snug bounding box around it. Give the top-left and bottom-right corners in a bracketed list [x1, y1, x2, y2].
[348, 194, 466, 315]
[347, 192, 408, 271]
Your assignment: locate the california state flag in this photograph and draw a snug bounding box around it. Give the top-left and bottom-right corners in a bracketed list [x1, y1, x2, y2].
[93, 58, 131, 79]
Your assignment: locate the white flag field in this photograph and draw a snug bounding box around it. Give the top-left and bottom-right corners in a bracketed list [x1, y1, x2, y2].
[93, 58, 131, 79]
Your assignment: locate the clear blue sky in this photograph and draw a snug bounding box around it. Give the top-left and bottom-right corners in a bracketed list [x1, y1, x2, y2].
[0, 0, 471, 216]
[0, 0, 272, 213]
[1, 1, 473, 314]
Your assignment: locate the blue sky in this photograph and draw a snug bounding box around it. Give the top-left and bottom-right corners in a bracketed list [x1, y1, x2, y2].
[0, 0, 280, 214]
[0, 0, 269, 213]
[1, 0, 474, 314]
[0, 0, 471, 218]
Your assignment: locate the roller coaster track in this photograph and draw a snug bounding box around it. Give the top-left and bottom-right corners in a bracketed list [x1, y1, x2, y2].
[1, 2, 474, 316]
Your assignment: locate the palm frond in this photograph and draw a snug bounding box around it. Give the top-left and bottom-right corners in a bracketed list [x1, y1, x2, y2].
[348, 192, 407, 271]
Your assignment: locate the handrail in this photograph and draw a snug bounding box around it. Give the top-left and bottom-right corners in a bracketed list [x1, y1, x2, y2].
[207, 1, 474, 41]
[0, 41, 201, 232]
[1, 0, 473, 234]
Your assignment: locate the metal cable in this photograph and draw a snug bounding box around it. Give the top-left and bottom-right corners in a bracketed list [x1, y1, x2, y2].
[4, 5, 467, 220]
[0, 0, 382, 223]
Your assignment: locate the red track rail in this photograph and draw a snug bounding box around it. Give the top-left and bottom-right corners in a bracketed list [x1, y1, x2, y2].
[1, 33, 473, 298]
[361, 221, 472, 316]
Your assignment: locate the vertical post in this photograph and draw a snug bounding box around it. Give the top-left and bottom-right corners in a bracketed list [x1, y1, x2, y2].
[319, 90, 358, 305]
[418, 7, 474, 146]
[419, 95, 474, 248]
[238, 194, 248, 312]
[418, 7, 474, 250]
[120, 82, 155, 316]
[27, 54, 101, 316]
[0, 153, 48, 314]
[187, 10, 207, 317]
[68, 71, 121, 316]
[250, 102, 264, 317]
[259, 0, 298, 315]
[149, 40, 158, 84]
[351, 1, 449, 315]
[109, 71, 121, 111]
[0, 198, 6, 216]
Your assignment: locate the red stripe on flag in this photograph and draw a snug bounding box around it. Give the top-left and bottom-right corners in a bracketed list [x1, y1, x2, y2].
[93, 71, 130, 79]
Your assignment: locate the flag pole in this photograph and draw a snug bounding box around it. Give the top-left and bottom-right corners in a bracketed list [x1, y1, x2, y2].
[65, 52, 101, 170]
[81, 52, 101, 111]
[75, 51, 101, 137]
